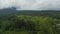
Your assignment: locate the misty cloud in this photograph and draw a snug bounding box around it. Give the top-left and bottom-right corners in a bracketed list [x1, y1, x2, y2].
[0, 0, 60, 10]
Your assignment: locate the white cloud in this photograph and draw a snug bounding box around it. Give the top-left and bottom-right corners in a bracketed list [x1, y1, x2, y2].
[0, 0, 60, 10]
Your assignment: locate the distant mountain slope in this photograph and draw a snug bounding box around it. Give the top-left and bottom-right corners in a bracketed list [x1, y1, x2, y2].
[0, 8, 60, 20]
[0, 8, 60, 15]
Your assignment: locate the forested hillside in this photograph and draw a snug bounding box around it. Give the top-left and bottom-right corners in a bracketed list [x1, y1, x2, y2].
[0, 15, 60, 34]
[0, 8, 60, 34]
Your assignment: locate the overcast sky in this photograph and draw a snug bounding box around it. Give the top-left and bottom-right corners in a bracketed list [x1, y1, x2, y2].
[0, 0, 60, 10]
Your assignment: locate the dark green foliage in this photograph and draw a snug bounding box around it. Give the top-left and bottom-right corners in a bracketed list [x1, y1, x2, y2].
[0, 15, 60, 34]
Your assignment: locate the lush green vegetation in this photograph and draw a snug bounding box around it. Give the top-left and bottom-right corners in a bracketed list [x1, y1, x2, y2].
[0, 9, 60, 34]
[0, 14, 60, 34]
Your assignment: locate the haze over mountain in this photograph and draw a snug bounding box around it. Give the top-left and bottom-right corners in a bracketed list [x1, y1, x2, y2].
[0, 8, 60, 15]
